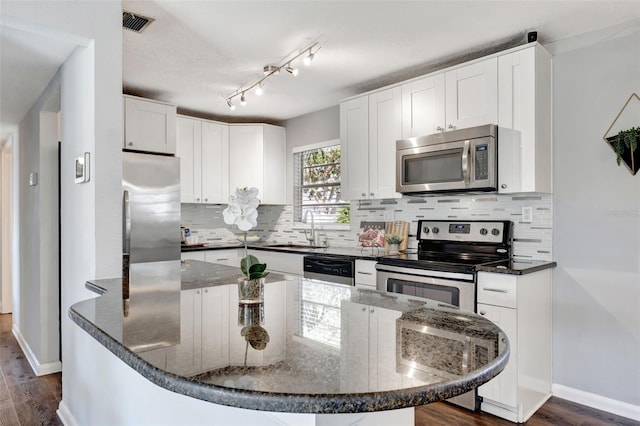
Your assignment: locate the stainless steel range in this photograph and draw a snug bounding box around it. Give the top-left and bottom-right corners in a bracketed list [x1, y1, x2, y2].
[375, 219, 513, 411]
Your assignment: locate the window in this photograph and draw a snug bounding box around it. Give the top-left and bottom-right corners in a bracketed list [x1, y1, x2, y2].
[294, 140, 350, 224]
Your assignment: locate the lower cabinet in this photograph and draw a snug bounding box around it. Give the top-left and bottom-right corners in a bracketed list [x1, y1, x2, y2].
[476, 269, 552, 423]
[166, 286, 230, 376]
[247, 250, 303, 276]
[340, 301, 408, 392]
[205, 249, 241, 267]
[354, 259, 377, 289]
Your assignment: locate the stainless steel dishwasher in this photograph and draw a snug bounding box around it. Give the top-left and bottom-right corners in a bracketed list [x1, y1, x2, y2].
[302, 255, 355, 286]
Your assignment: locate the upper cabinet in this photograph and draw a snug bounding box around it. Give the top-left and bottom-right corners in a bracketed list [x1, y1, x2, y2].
[123, 95, 177, 154]
[341, 87, 403, 201]
[176, 116, 229, 204]
[401, 58, 497, 138]
[229, 124, 286, 205]
[497, 44, 552, 194]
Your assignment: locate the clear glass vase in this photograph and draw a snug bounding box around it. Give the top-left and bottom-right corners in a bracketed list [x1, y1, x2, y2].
[238, 277, 265, 304]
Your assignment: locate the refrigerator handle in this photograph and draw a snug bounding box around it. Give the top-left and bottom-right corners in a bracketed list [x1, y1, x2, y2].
[123, 190, 131, 253]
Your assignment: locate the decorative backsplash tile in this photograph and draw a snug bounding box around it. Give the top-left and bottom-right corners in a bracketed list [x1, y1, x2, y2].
[182, 193, 553, 261]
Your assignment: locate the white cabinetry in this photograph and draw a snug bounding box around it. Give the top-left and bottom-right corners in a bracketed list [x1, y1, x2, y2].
[340, 301, 404, 391]
[176, 116, 229, 204]
[477, 269, 552, 423]
[123, 95, 176, 154]
[247, 250, 303, 276]
[166, 286, 230, 376]
[354, 259, 377, 289]
[401, 58, 497, 137]
[229, 124, 286, 204]
[497, 44, 552, 194]
[181, 251, 205, 261]
[340, 87, 402, 201]
[205, 249, 240, 267]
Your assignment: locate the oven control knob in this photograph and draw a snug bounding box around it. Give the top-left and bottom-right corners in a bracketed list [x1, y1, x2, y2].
[491, 228, 500, 236]
[480, 228, 488, 235]
[432, 227, 439, 234]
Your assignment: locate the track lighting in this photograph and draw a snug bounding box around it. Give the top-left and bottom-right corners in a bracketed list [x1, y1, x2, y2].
[285, 64, 299, 76]
[303, 50, 314, 66]
[224, 41, 320, 111]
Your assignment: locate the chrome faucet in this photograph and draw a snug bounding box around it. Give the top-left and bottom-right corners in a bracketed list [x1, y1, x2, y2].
[303, 210, 316, 246]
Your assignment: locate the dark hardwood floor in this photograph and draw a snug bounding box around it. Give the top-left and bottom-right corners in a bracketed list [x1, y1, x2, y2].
[1, 313, 637, 425]
[0, 314, 62, 426]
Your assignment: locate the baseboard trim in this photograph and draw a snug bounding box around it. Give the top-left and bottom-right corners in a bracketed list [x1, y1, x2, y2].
[11, 325, 62, 376]
[552, 383, 640, 421]
[57, 400, 79, 426]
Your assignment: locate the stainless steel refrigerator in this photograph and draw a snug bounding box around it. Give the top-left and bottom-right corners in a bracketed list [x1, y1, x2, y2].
[121, 151, 181, 352]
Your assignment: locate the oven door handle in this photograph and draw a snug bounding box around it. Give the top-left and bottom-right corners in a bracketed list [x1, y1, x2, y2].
[462, 139, 470, 184]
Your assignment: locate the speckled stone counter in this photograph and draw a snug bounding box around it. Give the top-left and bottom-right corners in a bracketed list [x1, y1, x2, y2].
[69, 260, 509, 414]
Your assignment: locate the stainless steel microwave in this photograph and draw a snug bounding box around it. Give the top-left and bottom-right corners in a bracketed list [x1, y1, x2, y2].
[396, 124, 497, 194]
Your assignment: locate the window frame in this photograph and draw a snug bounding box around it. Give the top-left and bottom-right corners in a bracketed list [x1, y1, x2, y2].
[292, 138, 350, 230]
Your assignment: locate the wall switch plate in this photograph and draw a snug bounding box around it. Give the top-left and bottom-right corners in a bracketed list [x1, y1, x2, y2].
[522, 206, 533, 223]
[29, 172, 38, 186]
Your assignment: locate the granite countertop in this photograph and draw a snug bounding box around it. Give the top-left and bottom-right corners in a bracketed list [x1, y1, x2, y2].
[181, 243, 556, 274]
[70, 260, 509, 414]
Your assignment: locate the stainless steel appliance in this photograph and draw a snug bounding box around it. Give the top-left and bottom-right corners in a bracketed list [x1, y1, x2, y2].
[303, 255, 355, 286]
[376, 219, 512, 410]
[396, 124, 497, 194]
[121, 150, 182, 352]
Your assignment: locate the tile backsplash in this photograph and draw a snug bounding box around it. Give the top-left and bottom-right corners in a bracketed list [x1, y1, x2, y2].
[182, 193, 553, 261]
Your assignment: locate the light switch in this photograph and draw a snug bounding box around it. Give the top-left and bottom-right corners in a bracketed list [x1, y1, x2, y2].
[522, 206, 533, 223]
[29, 172, 38, 186]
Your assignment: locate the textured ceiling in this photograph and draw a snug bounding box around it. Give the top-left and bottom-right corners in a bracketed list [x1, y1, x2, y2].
[1, 1, 639, 144]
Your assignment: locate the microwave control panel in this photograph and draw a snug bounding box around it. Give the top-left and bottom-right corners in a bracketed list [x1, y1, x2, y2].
[475, 145, 489, 180]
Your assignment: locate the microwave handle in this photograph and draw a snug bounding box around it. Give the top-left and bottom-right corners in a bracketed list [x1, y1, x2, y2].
[462, 139, 470, 184]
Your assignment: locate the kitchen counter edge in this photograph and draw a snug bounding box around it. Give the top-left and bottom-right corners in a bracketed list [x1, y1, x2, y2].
[69, 275, 509, 414]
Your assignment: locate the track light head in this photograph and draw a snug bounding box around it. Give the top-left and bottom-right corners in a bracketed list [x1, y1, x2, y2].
[303, 50, 314, 66]
[226, 98, 236, 111]
[263, 65, 279, 75]
[285, 64, 299, 76]
[240, 93, 247, 106]
[255, 83, 264, 96]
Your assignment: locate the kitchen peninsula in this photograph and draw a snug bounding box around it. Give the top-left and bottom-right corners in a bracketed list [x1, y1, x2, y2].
[69, 260, 509, 426]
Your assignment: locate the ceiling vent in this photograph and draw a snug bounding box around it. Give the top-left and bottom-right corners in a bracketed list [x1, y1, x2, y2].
[123, 11, 154, 33]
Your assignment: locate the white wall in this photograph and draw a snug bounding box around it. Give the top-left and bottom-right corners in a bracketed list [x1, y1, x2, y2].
[552, 27, 640, 408]
[282, 106, 340, 204]
[0, 136, 13, 313]
[0, 0, 122, 418]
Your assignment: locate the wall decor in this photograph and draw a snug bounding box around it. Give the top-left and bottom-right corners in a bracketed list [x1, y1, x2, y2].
[603, 92, 640, 175]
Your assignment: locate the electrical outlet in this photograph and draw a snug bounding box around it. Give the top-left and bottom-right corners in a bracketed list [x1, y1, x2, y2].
[522, 206, 533, 223]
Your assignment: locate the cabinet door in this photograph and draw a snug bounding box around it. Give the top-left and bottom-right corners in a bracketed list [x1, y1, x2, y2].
[445, 58, 497, 131]
[247, 250, 303, 275]
[498, 46, 551, 194]
[201, 121, 229, 203]
[401, 74, 445, 137]
[477, 303, 517, 407]
[205, 249, 240, 266]
[354, 259, 377, 289]
[369, 87, 402, 200]
[261, 125, 286, 204]
[340, 96, 370, 200]
[229, 125, 264, 195]
[369, 306, 403, 391]
[124, 96, 176, 154]
[176, 117, 201, 203]
[201, 286, 230, 371]
[340, 301, 370, 392]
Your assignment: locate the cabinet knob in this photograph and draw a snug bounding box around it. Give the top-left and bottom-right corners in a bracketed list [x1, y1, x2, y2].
[204, 289, 208, 293]
[369, 192, 374, 197]
[361, 193, 366, 197]
[370, 308, 375, 313]
[436, 126, 444, 132]
[204, 198, 208, 202]
[196, 290, 200, 294]
[361, 307, 366, 312]
[196, 198, 200, 202]
[128, 142, 134, 146]
[479, 310, 486, 315]
[501, 184, 507, 189]
[448, 124, 455, 130]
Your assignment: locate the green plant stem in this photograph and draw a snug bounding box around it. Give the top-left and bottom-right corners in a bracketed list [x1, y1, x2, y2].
[243, 232, 248, 279]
